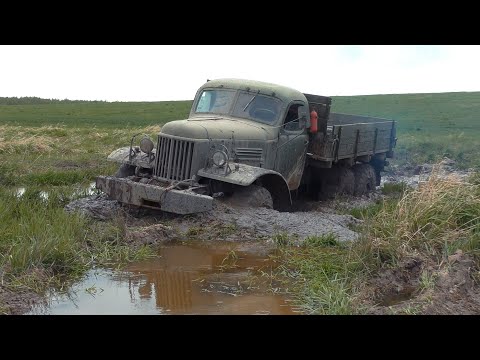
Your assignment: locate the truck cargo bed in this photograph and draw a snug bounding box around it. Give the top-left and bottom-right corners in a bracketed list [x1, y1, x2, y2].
[308, 112, 396, 163]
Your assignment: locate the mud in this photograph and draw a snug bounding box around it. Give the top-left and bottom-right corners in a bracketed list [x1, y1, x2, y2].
[361, 251, 480, 315]
[381, 157, 476, 188]
[65, 191, 363, 244]
[0, 285, 43, 315]
[199, 199, 361, 243]
[0, 267, 46, 315]
[62, 158, 476, 246]
[4, 160, 479, 315]
[64, 193, 122, 220]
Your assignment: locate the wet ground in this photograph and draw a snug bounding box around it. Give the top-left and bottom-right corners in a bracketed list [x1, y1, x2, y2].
[8, 159, 479, 315]
[27, 241, 300, 315]
[16, 182, 97, 199]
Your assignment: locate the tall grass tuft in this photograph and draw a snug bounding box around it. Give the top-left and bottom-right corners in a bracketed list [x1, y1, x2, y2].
[278, 236, 356, 314]
[353, 167, 480, 269]
[0, 187, 89, 275]
[0, 187, 153, 293]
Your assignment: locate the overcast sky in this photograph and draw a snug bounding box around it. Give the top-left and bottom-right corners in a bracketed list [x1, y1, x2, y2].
[1, 45, 479, 102]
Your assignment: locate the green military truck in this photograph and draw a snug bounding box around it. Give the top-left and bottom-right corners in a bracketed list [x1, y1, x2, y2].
[96, 78, 397, 214]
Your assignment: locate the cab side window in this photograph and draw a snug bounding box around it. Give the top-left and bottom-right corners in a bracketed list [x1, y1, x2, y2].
[284, 104, 302, 131]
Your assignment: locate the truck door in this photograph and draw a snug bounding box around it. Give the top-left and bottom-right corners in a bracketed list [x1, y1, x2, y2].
[275, 102, 309, 190]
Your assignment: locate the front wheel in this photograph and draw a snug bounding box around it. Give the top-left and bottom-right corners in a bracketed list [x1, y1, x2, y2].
[114, 164, 135, 178]
[224, 184, 274, 209]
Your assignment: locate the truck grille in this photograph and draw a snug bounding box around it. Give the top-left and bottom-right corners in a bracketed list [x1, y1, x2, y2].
[154, 135, 194, 181]
[235, 148, 263, 162]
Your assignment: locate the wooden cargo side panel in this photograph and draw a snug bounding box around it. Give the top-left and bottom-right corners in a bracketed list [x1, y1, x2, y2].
[335, 122, 393, 160]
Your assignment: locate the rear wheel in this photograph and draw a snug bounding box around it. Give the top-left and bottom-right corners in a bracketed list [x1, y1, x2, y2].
[353, 164, 377, 196]
[317, 167, 355, 200]
[336, 167, 355, 195]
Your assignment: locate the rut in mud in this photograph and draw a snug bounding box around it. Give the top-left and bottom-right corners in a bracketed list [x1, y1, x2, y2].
[65, 192, 364, 244]
[360, 250, 480, 315]
[65, 157, 476, 246]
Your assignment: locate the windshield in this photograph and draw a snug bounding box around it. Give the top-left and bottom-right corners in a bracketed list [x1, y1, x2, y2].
[232, 91, 281, 124]
[195, 89, 236, 114]
[194, 89, 282, 124]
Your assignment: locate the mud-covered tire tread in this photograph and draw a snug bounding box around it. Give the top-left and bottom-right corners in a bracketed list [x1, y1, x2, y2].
[228, 184, 274, 209]
[353, 164, 377, 196]
[115, 164, 135, 178]
[318, 167, 355, 200]
[337, 167, 355, 195]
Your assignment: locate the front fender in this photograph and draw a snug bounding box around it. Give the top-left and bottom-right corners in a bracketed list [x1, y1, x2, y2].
[197, 163, 283, 186]
[198, 163, 292, 209]
[107, 147, 155, 169]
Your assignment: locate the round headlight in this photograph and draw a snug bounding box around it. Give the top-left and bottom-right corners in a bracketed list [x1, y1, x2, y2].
[140, 137, 154, 154]
[212, 150, 228, 167]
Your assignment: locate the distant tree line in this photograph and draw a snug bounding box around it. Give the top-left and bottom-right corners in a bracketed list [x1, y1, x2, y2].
[0, 97, 108, 105]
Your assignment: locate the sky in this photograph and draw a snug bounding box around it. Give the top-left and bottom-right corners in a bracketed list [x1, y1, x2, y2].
[1, 45, 480, 102]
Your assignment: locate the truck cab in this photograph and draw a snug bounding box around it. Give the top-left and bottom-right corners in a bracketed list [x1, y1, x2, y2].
[163, 78, 312, 189]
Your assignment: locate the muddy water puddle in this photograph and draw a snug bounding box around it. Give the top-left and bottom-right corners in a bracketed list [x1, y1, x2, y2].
[28, 242, 300, 315]
[16, 182, 97, 199]
[379, 286, 416, 307]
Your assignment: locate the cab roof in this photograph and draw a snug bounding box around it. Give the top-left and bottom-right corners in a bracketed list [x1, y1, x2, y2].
[197, 78, 307, 104]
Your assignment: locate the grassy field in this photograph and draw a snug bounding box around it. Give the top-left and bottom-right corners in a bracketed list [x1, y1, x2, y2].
[1, 91, 479, 173]
[1, 92, 480, 314]
[0, 100, 192, 128]
[331, 92, 480, 168]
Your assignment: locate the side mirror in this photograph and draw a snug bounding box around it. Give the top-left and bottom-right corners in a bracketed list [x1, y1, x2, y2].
[298, 105, 309, 129]
[299, 115, 307, 129]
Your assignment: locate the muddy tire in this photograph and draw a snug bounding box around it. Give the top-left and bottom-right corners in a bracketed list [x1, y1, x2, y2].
[227, 184, 274, 209]
[353, 164, 377, 196]
[374, 170, 381, 186]
[317, 167, 355, 200]
[336, 167, 355, 195]
[115, 164, 135, 178]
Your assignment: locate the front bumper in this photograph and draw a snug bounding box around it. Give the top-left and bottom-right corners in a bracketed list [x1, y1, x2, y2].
[96, 176, 213, 215]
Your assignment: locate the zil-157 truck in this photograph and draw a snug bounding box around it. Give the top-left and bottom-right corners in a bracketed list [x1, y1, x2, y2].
[96, 78, 397, 214]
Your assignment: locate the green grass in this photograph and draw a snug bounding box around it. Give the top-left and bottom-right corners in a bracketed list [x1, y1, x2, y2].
[0, 101, 192, 128]
[273, 232, 291, 246]
[353, 172, 480, 269]
[276, 235, 356, 315]
[303, 233, 342, 247]
[2, 93, 480, 313]
[381, 182, 408, 195]
[332, 92, 480, 136]
[273, 171, 480, 314]
[0, 186, 154, 300]
[0, 124, 159, 186]
[2, 91, 480, 186]
[349, 202, 385, 220]
[331, 92, 480, 169]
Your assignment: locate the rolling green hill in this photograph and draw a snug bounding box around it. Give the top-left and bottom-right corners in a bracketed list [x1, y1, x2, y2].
[1, 92, 479, 168]
[331, 92, 480, 168]
[0, 100, 192, 128]
[331, 92, 480, 136]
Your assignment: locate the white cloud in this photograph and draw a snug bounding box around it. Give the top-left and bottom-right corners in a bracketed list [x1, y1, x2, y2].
[1, 45, 479, 101]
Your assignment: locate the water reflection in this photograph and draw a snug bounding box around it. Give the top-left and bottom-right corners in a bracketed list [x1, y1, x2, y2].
[28, 243, 299, 315]
[15, 182, 97, 200]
